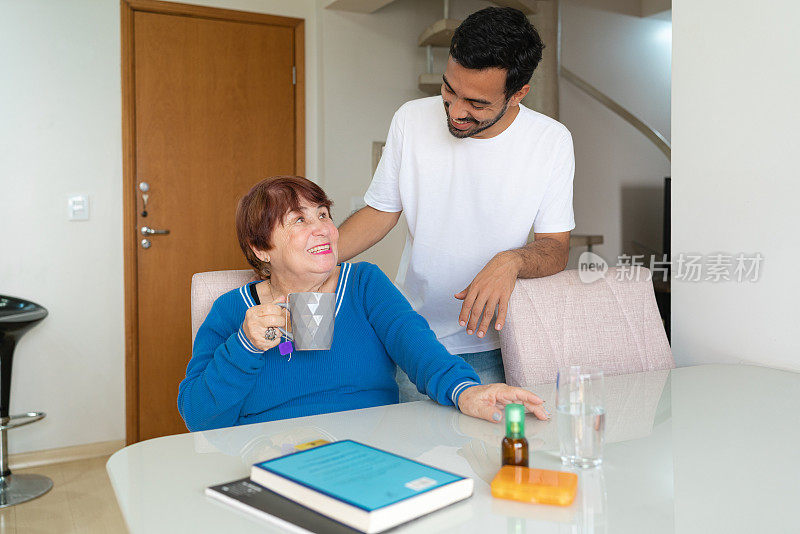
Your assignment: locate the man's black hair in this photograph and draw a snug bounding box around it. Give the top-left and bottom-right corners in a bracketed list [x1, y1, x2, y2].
[449, 7, 544, 98]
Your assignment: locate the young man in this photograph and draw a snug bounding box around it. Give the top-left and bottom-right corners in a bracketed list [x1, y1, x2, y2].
[338, 7, 575, 399]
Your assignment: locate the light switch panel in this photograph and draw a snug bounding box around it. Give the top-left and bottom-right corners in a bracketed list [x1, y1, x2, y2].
[68, 194, 90, 221]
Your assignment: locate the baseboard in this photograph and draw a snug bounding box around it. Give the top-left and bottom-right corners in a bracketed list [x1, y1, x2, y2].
[9, 439, 126, 470]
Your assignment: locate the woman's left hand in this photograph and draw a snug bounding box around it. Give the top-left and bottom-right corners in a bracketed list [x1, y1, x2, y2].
[457, 383, 550, 423]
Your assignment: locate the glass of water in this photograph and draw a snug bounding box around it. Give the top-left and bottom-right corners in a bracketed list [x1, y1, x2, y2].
[557, 366, 605, 468]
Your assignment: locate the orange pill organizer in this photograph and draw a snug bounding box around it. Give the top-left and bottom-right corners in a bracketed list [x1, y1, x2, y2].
[490, 465, 578, 506]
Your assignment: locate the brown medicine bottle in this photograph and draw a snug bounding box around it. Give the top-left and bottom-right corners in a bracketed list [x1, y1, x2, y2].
[501, 403, 529, 467]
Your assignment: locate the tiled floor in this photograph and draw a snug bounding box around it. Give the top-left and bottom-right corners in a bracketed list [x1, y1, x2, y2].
[0, 456, 126, 533]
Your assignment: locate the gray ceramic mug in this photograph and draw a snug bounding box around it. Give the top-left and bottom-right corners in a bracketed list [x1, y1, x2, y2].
[275, 292, 336, 351]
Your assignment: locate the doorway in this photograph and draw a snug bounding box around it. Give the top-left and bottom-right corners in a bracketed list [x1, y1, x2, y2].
[121, 0, 304, 442]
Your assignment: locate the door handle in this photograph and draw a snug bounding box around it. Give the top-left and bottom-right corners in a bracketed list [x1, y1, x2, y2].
[141, 226, 170, 236]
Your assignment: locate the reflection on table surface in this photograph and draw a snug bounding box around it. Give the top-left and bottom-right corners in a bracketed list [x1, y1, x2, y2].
[108, 364, 800, 534]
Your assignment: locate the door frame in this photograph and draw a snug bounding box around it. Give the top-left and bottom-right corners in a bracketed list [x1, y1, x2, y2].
[121, 0, 305, 444]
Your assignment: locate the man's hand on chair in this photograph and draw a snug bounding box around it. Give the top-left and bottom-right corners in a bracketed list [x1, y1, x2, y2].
[454, 251, 522, 338]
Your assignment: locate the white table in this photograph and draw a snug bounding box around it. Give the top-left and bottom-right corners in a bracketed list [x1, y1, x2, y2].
[107, 364, 800, 533]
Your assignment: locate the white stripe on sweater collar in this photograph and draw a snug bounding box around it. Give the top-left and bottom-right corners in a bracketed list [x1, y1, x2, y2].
[239, 285, 256, 308]
[239, 263, 351, 316]
[334, 263, 351, 317]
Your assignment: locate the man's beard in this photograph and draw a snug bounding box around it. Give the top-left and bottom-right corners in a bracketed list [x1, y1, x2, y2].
[444, 99, 509, 138]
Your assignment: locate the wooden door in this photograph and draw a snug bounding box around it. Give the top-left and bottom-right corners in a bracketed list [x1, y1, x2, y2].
[122, 1, 304, 442]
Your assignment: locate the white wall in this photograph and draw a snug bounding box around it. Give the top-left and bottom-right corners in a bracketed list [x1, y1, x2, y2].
[0, 0, 125, 455]
[560, 0, 672, 267]
[0, 0, 320, 455]
[672, 0, 800, 371]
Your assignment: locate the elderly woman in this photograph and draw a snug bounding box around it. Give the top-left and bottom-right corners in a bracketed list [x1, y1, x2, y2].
[179, 176, 548, 431]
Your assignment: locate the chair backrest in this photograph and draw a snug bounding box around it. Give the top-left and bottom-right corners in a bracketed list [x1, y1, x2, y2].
[499, 266, 673, 386]
[191, 269, 257, 343]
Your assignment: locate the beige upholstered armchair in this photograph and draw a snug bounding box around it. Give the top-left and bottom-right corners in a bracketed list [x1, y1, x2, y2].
[190, 269, 256, 344]
[499, 267, 674, 386]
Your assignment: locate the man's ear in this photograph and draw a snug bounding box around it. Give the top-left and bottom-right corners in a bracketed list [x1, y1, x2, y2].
[509, 84, 530, 107]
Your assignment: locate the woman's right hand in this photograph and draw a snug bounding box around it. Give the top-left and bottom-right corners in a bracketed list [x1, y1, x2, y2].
[242, 296, 290, 351]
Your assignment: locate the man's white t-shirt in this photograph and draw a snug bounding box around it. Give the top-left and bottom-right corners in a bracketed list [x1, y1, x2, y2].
[365, 96, 575, 354]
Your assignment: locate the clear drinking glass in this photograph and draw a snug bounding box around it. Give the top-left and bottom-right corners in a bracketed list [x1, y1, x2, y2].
[557, 366, 606, 468]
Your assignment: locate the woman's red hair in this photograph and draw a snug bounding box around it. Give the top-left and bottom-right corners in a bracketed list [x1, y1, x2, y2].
[235, 176, 333, 279]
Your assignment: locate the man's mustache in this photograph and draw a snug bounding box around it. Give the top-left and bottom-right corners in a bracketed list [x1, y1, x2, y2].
[446, 110, 478, 124]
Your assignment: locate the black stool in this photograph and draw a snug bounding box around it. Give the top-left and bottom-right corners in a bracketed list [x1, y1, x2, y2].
[0, 295, 51, 507]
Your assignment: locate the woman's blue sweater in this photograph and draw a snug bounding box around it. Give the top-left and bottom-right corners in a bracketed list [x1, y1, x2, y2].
[178, 262, 480, 431]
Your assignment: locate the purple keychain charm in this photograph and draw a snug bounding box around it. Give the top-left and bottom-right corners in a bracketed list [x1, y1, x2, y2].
[279, 341, 294, 356]
[277, 302, 294, 357]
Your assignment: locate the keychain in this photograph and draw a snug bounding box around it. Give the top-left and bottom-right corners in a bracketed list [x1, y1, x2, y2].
[278, 304, 294, 360]
[279, 340, 293, 359]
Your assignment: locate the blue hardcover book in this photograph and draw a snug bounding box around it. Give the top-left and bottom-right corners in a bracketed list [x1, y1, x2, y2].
[249, 440, 473, 533]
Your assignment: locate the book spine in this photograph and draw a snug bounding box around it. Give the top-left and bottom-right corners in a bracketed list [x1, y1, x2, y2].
[251, 467, 370, 531]
[205, 487, 314, 534]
